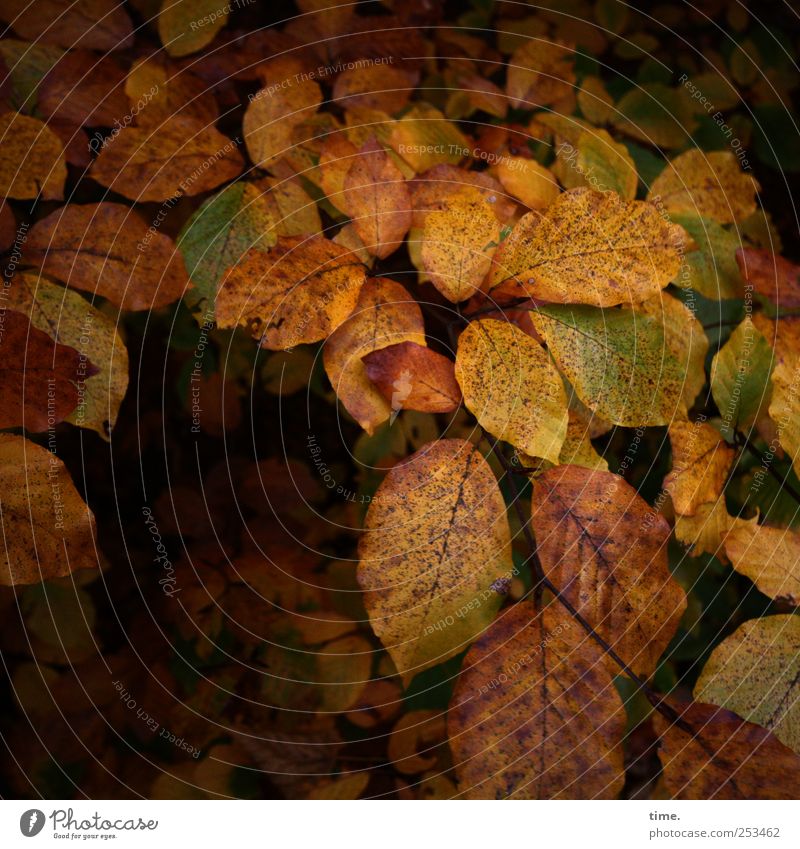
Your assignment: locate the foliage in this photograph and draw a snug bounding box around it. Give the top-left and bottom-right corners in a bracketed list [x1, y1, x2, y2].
[1, 0, 799, 801]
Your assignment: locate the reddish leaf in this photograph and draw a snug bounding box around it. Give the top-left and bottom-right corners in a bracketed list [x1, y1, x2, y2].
[736, 247, 800, 309]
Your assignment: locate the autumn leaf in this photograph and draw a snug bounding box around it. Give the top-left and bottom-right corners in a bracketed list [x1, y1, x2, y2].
[363, 342, 461, 414]
[664, 420, 735, 516]
[612, 83, 697, 149]
[358, 439, 512, 683]
[673, 214, 745, 300]
[531, 465, 686, 677]
[37, 50, 128, 128]
[711, 318, 774, 437]
[420, 189, 500, 303]
[0, 310, 97, 431]
[455, 318, 568, 463]
[178, 183, 278, 319]
[769, 354, 800, 480]
[343, 138, 412, 259]
[493, 156, 560, 211]
[0, 433, 97, 586]
[552, 129, 637, 200]
[0, 112, 66, 200]
[506, 40, 576, 109]
[323, 278, 425, 434]
[333, 63, 417, 114]
[24, 203, 190, 311]
[654, 702, 800, 799]
[675, 497, 732, 560]
[410, 165, 516, 227]
[490, 189, 686, 307]
[695, 615, 800, 754]
[448, 602, 625, 799]
[736, 247, 800, 309]
[159, 0, 229, 57]
[243, 71, 322, 169]
[723, 519, 800, 606]
[216, 235, 366, 350]
[91, 117, 243, 202]
[648, 150, 759, 224]
[0, 0, 133, 52]
[532, 301, 688, 427]
[4, 273, 128, 440]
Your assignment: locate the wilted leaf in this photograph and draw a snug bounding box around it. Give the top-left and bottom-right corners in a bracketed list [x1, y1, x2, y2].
[723, 519, 800, 606]
[531, 465, 686, 676]
[490, 189, 686, 307]
[388, 711, 446, 775]
[0, 310, 95, 431]
[91, 117, 243, 202]
[358, 439, 512, 683]
[674, 497, 732, 559]
[695, 615, 800, 753]
[178, 183, 277, 319]
[0, 112, 66, 200]
[24, 203, 190, 311]
[216, 235, 366, 350]
[323, 278, 425, 434]
[654, 701, 800, 799]
[0, 434, 97, 586]
[343, 138, 412, 259]
[448, 602, 625, 799]
[664, 420, 734, 517]
[4, 273, 129, 440]
[455, 318, 568, 463]
[532, 302, 687, 426]
[421, 190, 500, 303]
[736, 247, 800, 309]
[648, 150, 759, 224]
[363, 342, 461, 414]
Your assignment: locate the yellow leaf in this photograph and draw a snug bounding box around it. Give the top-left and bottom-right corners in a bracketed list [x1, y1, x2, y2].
[648, 150, 759, 224]
[493, 155, 560, 210]
[695, 616, 800, 754]
[158, 0, 229, 58]
[421, 189, 500, 303]
[490, 188, 686, 306]
[358, 439, 513, 684]
[455, 319, 568, 463]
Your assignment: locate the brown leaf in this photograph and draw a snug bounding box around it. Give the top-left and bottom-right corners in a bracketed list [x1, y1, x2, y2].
[24, 203, 190, 310]
[38, 50, 128, 128]
[448, 602, 625, 799]
[736, 247, 800, 309]
[0, 112, 66, 201]
[654, 701, 800, 799]
[343, 138, 412, 259]
[91, 117, 243, 202]
[216, 235, 366, 350]
[0, 310, 95, 431]
[0, 1, 133, 52]
[531, 465, 686, 677]
[0, 433, 97, 586]
[363, 342, 462, 414]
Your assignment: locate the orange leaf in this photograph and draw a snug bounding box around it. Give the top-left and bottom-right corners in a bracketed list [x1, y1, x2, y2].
[24, 203, 190, 311]
[216, 235, 366, 350]
[363, 342, 462, 414]
[0, 112, 66, 201]
[343, 138, 412, 259]
[0, 434, 98, 586]
[736, 247, 800, 309]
